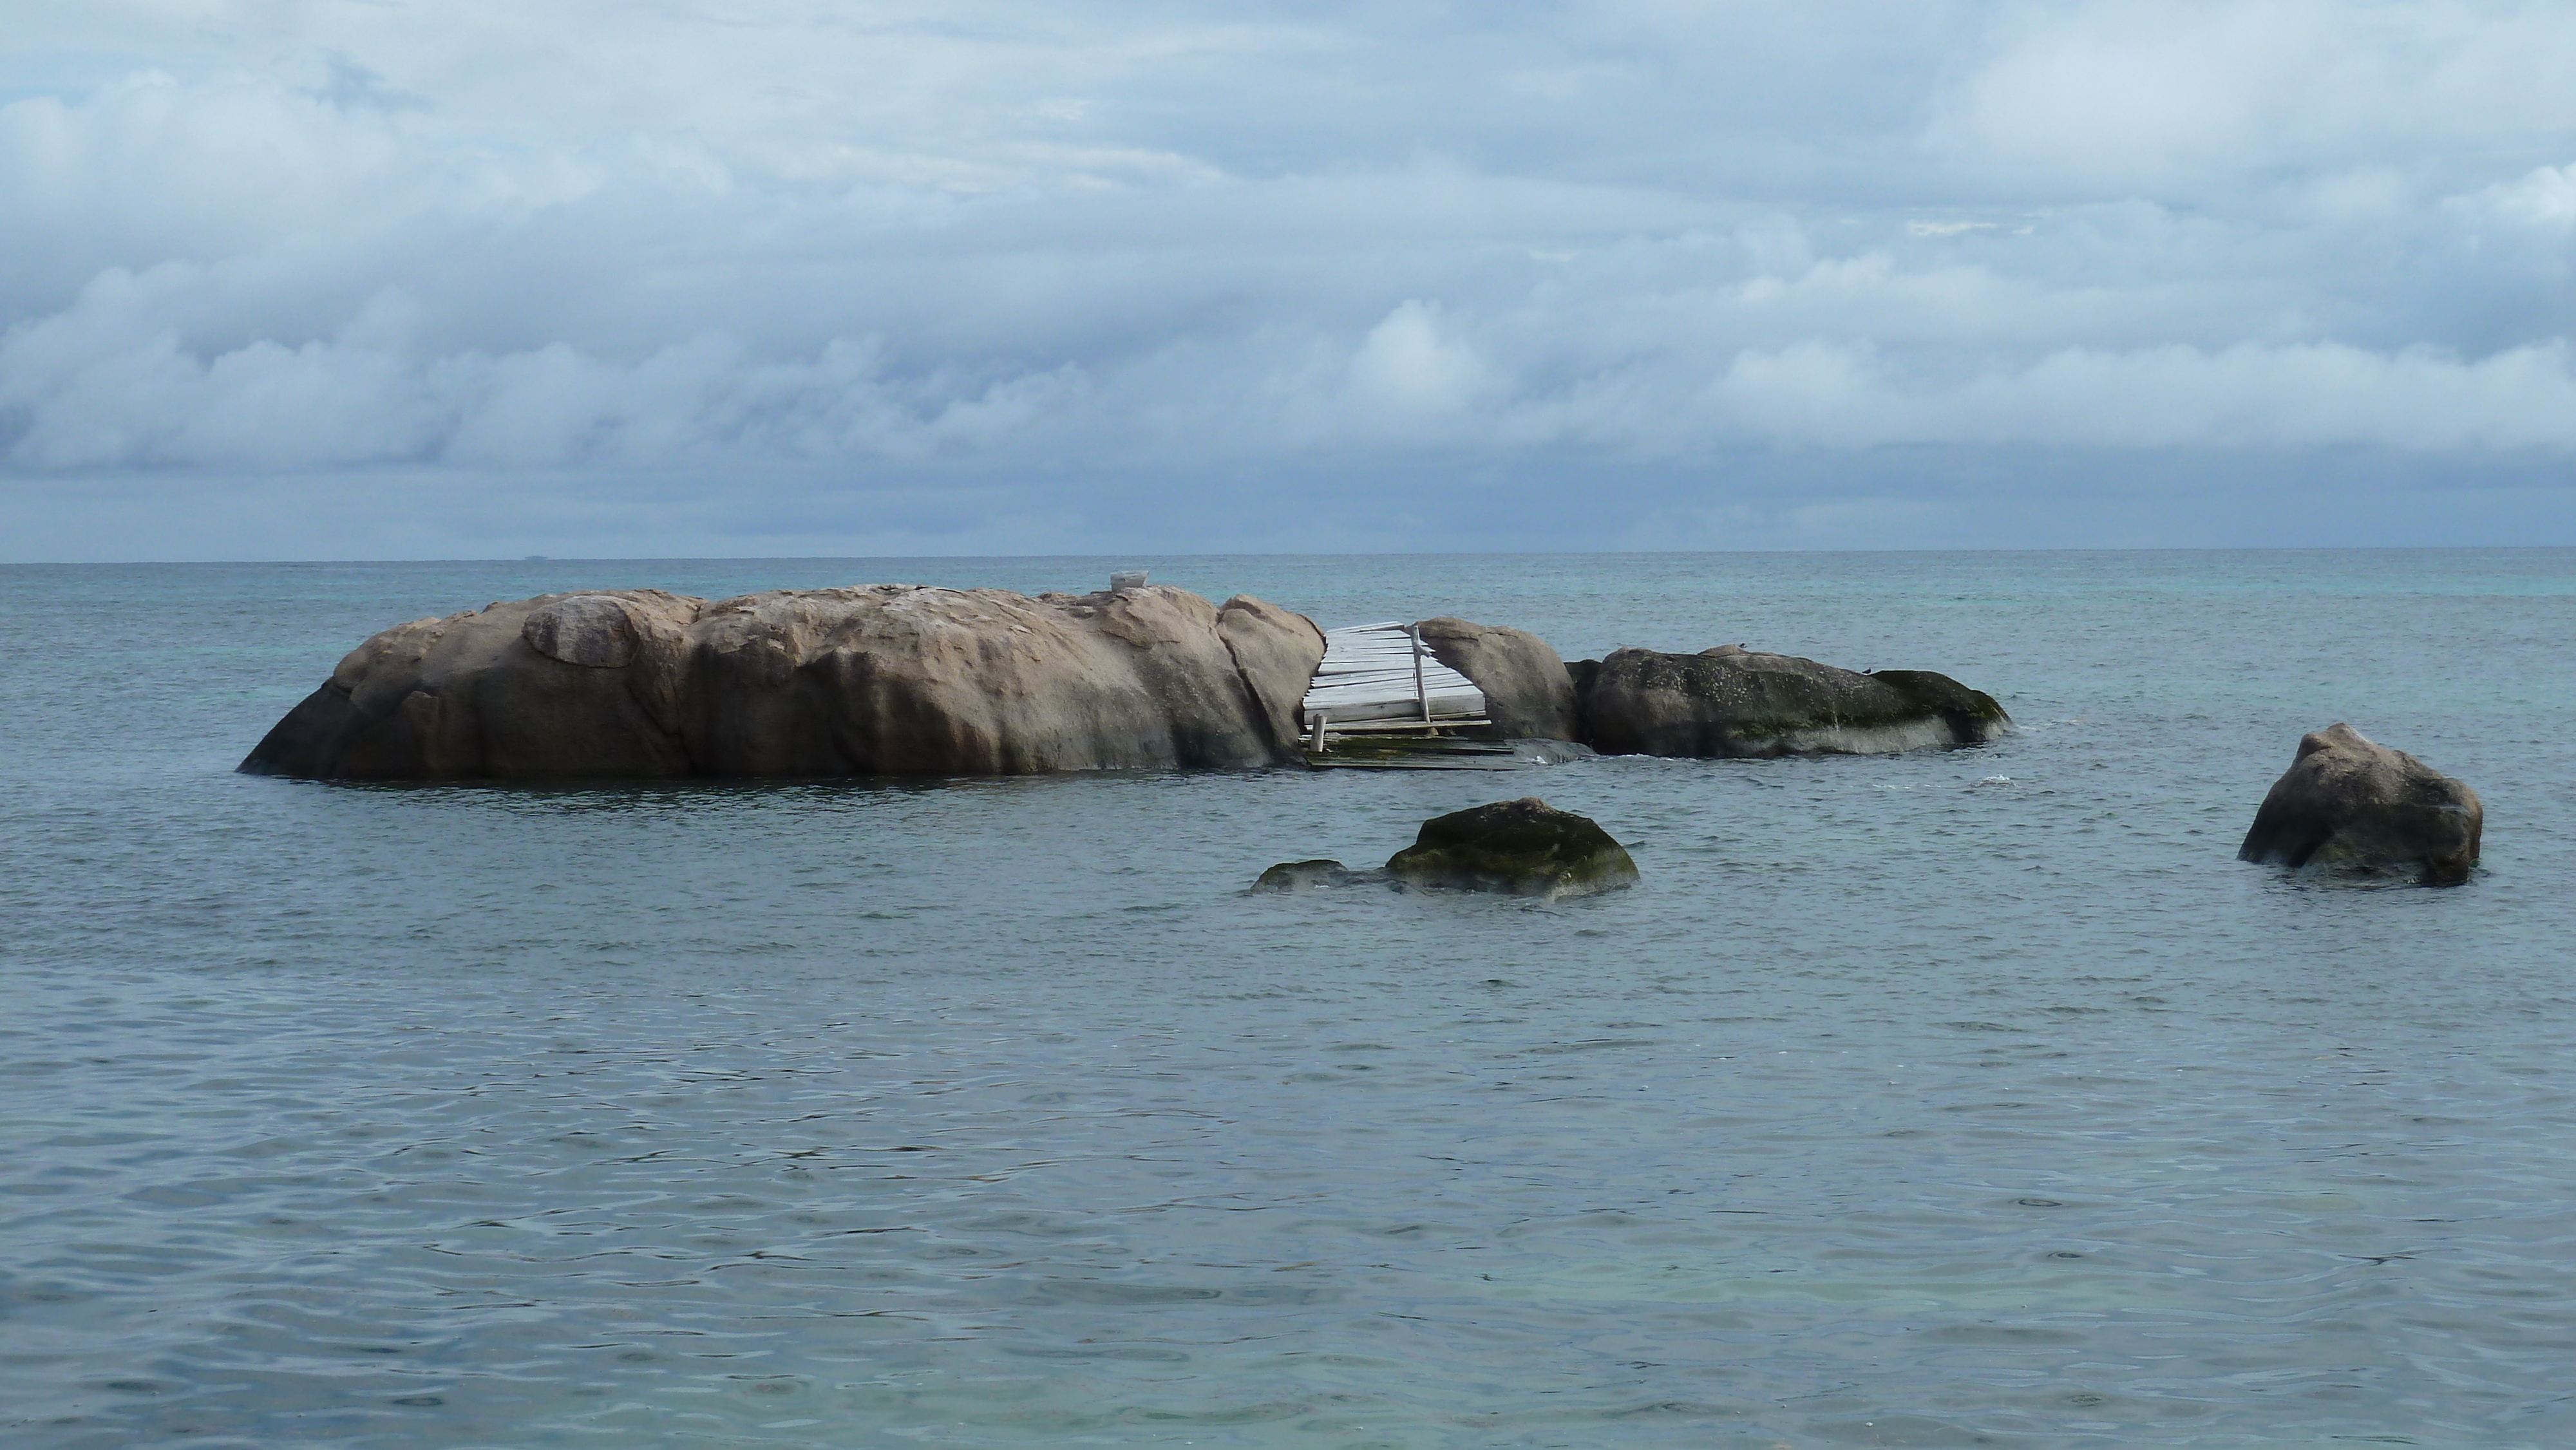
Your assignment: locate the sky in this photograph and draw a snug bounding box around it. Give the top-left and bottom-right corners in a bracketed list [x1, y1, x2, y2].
[5, 1, 2576, 560]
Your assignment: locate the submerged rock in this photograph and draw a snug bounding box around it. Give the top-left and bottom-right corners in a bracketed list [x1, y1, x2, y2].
[1578, 646, 2008, 758]
[2239, 723, 2483, 885]
[1251, 859, 1358, 892]
[242, 584, 1325, 780]
[1412, 617, 1581, 740]
[1385, 797, 1638, 898]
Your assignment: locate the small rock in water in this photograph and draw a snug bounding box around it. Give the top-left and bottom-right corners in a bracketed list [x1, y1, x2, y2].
[1385, 797, 1638, 899]
[2238, 722, 2481, 886]
[1252, 859, 1355, 892]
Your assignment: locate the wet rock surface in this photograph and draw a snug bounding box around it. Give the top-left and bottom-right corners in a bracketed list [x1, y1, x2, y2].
[1578, 646, 2009, 758]
[1384, 797, 1638, 898]
[1251, 860, 1359, 892]
[2239, 723, 2483, 885]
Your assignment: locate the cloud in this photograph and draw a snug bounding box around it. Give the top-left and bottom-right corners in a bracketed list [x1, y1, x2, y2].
[4, 2, 2576, 554]
[1701, 339, 2576, 450]
[2459, 163, 2576, 233]
[1343, 301, 1498, 429]
[0, 271, 1087, 470]
[1929, 1, 2576, 197]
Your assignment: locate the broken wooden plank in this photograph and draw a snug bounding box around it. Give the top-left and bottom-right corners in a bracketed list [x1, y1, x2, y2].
[1300, 622, 1484, 726]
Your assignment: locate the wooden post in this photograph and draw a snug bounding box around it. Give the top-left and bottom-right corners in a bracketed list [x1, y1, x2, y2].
[1409, 623, 1430, 722]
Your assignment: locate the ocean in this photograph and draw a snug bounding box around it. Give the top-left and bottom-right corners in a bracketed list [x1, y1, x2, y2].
[4, 550, 2573, 1448]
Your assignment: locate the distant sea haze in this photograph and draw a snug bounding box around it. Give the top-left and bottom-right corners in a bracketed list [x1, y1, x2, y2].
[4, 550, 2571, 1446]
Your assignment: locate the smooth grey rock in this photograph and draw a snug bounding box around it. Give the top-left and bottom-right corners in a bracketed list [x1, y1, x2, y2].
[522, 594, 641, 668]
[1385, 797, 1638, 898]
[242, 584, 1325, 780]
[1580, 646, 2008, 758]
[2239, 723, 2483, 885]
[1413, 617, 1580, 740]
[1219, 595, 1330, 756]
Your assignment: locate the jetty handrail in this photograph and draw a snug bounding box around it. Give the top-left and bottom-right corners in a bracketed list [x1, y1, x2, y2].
[1409, 623, 1429, 722]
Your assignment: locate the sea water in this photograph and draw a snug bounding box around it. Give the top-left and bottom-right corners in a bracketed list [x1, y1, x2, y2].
[3, 551, 2573, 1448]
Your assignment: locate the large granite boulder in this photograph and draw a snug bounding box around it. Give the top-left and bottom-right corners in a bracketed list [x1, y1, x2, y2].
[1413, 617, 1581, 740]
[1578, 645, 2008, 758]
[241, 585, 1325, 780]
[1385, 797, 1638, 898]
[2238, 723, 2483, 885]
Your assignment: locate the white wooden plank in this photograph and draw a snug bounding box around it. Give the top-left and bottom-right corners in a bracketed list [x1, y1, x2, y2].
[1309, 680, 1475, 695]
[1300, 621, 1488, 727]
[1304, 673, 1475, 697]
[1313, 697, 1483, 724]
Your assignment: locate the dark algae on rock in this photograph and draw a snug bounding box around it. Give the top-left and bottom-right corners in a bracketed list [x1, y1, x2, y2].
[1385, 797, 1639, 899]
[1577, 645, 2009, 759]
[1251, 860, 1356, 892]
[2239, 722, 2483, 886]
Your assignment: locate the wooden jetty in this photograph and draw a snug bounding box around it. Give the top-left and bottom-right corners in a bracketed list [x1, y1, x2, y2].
[1300, 623, 1517, 768]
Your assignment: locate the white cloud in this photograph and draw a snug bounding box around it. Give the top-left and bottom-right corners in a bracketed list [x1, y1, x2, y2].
[2470, 164, 2576, 229]
[5, 2, 2576, 552]
[1345, 301, 1497, 427]
[1930, 1, 2576, 197]
[1701, 339, 2576, 451]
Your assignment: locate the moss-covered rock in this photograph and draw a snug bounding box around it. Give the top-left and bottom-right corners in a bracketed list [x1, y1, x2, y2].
[1385, 798, 1638, 898]
[1580, 646, 2008, 758]
[1251, 859, 1356, 892]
